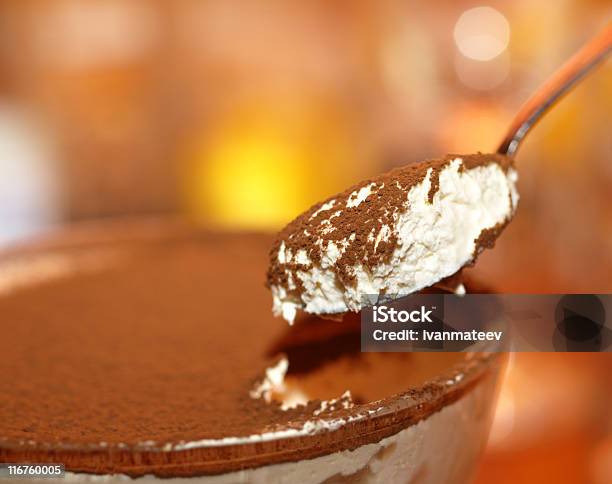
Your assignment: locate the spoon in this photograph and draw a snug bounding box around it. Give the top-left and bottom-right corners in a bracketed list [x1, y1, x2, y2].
[498, 24, 611, 157]
[268, 25, 612, 322]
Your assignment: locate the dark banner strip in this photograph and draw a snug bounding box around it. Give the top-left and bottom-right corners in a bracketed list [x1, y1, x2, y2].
[360, 294, 612, 352]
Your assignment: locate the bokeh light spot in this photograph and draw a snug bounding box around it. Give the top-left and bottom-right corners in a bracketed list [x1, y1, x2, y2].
[454, 6, 510, 61]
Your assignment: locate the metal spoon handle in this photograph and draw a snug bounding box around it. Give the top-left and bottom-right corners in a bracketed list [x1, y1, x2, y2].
[498, 24, 612, 157]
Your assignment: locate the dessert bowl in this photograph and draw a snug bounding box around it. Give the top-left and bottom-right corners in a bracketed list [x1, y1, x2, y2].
[0, 219, 505, 483]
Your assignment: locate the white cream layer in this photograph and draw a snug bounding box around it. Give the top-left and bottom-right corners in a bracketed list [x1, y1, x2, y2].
[272, 158, 518, 323]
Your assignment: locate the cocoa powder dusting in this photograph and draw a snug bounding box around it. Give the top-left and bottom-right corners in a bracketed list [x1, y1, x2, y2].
[472, 221, 509, 260]
[0, 230, 488, 477]
[267, 152, 514, 298]
[0, 235, 313, 471]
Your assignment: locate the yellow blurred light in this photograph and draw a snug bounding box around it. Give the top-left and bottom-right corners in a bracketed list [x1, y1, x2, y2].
[182, 101, 373, 230]
[454, 7, 510, 61]
[192, 122, 309, 228]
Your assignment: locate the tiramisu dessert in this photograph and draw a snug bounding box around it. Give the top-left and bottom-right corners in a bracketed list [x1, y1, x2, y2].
[3, 24, 605, 483]
[0, 221, 505, 483]
[268, 153, 518, 322]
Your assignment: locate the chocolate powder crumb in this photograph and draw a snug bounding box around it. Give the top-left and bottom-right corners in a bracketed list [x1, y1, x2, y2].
[267, 153, 514, 301]
[472, 221, 509, 260]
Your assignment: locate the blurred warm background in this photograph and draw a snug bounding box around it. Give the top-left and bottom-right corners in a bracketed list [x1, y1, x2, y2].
[0, 1, 610, 483]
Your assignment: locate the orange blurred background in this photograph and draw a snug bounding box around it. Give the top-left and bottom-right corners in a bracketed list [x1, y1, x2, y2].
[0, 1, 610, 482]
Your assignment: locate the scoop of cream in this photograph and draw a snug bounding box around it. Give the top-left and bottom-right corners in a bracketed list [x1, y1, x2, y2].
[267, 154, 518, 323]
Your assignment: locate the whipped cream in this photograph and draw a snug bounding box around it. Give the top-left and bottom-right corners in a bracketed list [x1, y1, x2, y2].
[269, 156, 518, 323]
